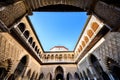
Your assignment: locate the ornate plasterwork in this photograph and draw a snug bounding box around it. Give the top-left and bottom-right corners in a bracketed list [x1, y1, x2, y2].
[0, 1, 27, 28]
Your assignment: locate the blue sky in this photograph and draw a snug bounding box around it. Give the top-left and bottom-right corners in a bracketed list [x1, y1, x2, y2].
[29, 12, 88, 51]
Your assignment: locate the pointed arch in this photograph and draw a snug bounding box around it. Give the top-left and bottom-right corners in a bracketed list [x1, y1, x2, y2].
[28, 37, 33, 44]
[18, 23, 26, 33]
[46, 72, 52, 80]
[12, 55, 29, 79]
[91, 22, 99, 32]
[74, 72, 80, 80]
[23, 30, 30, 39]
[86, 68, 93, 80]
[30, 71, 36, 80]
[83, 71, 88, 80]
[89, 54, 110, 80]
[87, 29, 94, 38]
[27, 69, 32, 79]
[106, 57, 120, 80]
[39, 72, 44, 80]
[55, 66, 64, 80]
[67, 72, 73, 80]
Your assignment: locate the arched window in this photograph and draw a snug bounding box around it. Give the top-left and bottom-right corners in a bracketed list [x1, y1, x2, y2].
[23, 30, 29, 39]
[28, 37, 33, 44]
[91, 22, 99, 32]
[64, 54, 67, 59]
[37, 49, 39, 53]
[78, 47, 81, 53]
[35, 46, 38, 52]
[12, 55, 29, 79]
[79, 45, 82, 52]
[82, 41, 86, 47]
[32, 42, 35, 48]
[18, 23, 25, 33]
[84, 36, 89, 43]
[87, 29, 94, 38]
[51, 54, 54, 60]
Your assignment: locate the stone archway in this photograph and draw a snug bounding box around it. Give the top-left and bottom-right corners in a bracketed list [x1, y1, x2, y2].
[66, 72, 73, 80]
[8, 55, 29, 80]
[39, 72, 44, 80]
[106, 57, 120, 80]
[27, 69, 32, 79]
[86, 68, 94, 80]
[74, 72, 80, 80]
[90, 54, 110, 80]
[0, 59, 12, 80]
[55, 66, 64, 80]
[46, 72, 52, 80]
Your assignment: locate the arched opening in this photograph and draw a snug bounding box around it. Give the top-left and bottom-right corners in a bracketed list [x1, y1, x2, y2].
[32, 42, 35, 48]
[83, 71, 88, 80]
[30, 71, 35, 80]
[10, 55, 28, 80]
[27, 69, 31, 79]
[74, 72, 80, 80]
[79, 72, 83, 80]
[35, 73, 38, 80]
[18, 23, 25, 33]
[55, 66, 64, 80]
[82, 41, 86, 47]
[39, 73, 44, 80]
[35, 46, 38, 52]
[46, 73, 52, 80]
[86, 69, 94, 80]
[51, 55, 54, 60]
[84, 36, 89, 43]
[67, 72, 73, 80]
[91, 22, 99, 32]
[37, 49, 39, 54]
[28, 37, 33, 44]
[106, 58, 120, 79]
[90, 54, 110, 80]
[23, 30, 29, 39]
[0, 67, 7, 79]
[56, 74, 63, 80]
[87, 29, 94, 38]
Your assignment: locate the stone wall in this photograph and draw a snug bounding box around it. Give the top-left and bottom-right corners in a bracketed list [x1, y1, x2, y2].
[0, 32, 41, 79]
